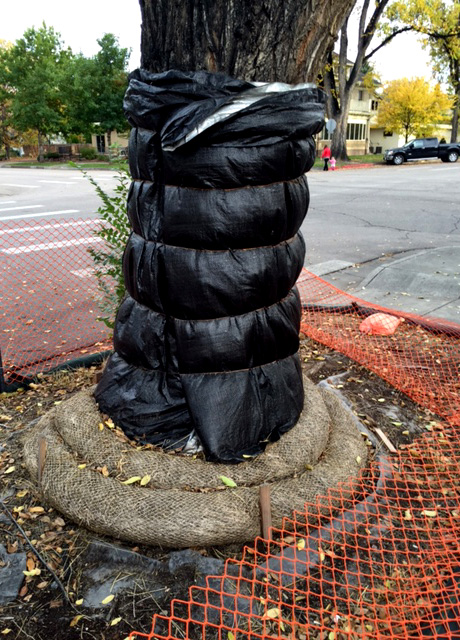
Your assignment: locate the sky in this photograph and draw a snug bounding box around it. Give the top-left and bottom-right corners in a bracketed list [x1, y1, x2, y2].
[0, 0, 434, 83]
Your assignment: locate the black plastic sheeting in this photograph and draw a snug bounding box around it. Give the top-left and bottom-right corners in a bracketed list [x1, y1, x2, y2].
[95, 69, 325, 463]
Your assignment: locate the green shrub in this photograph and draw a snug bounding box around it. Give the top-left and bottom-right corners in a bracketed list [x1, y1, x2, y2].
[79, 146, 98, 160]
[44, 151, 60, 159]
[77, 165, 130, 328]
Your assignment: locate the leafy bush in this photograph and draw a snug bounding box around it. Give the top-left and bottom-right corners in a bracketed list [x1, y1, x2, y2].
[44, 151, 60, 159]
[79, 146, 98, 160]
[79, 166, 131, 328]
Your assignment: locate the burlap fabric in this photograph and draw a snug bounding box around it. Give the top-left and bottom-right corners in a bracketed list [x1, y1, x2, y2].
[23, 378, 367, 547]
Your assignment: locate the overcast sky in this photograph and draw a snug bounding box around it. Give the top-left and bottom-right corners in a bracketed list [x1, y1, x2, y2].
[0, 0, 433, 83]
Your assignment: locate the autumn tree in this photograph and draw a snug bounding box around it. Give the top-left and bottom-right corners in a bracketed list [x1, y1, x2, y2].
[139, 0, 360, 82]
[0, 40, 14, 159]
[385, 0, 460, 142]
[376, 77, 452, 141]
[322, 0, 418, 161]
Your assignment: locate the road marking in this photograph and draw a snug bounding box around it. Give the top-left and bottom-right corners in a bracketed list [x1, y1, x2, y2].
[0, 209, 79, 221]
[2, 183, 40, 189]
[0, 201, 16, 205]
[2, 236, 104, 254]
[0, 218, 99, 235]
[72, 176, 116, 181]
[38, 180, 76, 185]
[71, 268, 95, 278]
[0, 204, 43, 213]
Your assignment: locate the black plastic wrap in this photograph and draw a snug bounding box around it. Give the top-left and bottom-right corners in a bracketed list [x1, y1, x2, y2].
[95, 69, 325, 463]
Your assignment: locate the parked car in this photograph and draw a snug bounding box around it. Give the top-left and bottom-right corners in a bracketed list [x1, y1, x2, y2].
[384, 137, 459, 165]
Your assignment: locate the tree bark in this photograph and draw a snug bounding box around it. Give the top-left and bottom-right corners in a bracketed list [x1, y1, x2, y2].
[139, 0, 357, 83]
[37, 131, 44, 163]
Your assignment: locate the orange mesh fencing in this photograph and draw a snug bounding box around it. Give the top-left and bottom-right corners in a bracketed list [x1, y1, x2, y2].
[0, 218, 110, 387]
[130, 269, 460, 640]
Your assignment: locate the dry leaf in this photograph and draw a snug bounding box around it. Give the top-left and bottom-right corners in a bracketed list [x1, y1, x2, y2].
[121, 476, 141, 485]
[404, 510, 412, 521]
[77, 464, 87, 470]
[69, 615, 83, 627]
[23, 568, 41, 577]
[101, 594, 115, 604]
[296, 539, 305, 550]
[110, 617, 122, 626]
[228, 633, 235, 640]
[422, 510, 437, 518]
[16, 490, 29, 498]
[265, 607, 281, 619]
[75, 598, 83, 606]
[140, 475, 151, 486]
[101, 465, 109, 477]
[4, 466, 15, 474]
[29, 506, 45, 513]
[1, 630, 12, 635]
[37, 581, 48, 589]
[26, 557, 35, 572]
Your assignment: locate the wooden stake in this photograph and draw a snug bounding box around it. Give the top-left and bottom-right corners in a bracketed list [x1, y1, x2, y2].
[259, 484, 272, 541]
[374, 427, 398, 454]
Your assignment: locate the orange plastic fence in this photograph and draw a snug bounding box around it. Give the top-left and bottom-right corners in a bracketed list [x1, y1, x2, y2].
[2, 218, 460, 637]
[130, 274, 460, 639]
[0, 218, 110, 386]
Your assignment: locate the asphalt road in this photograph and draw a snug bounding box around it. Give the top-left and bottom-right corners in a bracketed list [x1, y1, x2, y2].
[1, 161, 459, 381]
[303, 161, 460, 281]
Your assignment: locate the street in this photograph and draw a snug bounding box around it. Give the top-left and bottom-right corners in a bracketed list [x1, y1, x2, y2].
[1, 162, 459, 382]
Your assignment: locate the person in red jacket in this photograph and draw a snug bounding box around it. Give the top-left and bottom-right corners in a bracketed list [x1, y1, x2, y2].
[321, 145, 331, 171]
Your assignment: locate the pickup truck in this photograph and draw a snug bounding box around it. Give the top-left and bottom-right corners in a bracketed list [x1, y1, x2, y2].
[384, 137, 459, 165]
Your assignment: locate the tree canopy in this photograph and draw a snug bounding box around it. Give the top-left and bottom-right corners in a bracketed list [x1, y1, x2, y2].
[384, 0, 460, 141]
[376, 76, 453, 141]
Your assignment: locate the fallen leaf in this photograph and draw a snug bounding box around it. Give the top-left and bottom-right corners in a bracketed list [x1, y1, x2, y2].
[4, 466, 15, 474]
[422, 510, 437, 518]
[37, 581, 48, 589]
[1, 629, 12, 635]
[23, 568, 41, 577]
[29, 506, 45, 513]
[110, 617, 122, 626]
[265, 607, 281, 619]
[26, 557, 35, 572]
[101, 594, 115, 604]
[69, 615, 83, 627]
[296, 539, 305, 550]
[402, 430, 409, 436]
[75, 598, 84, 606]
[219, 475, 237, 488]
[16, 490, 29, 498]
[77, 464, 87, 470]
[356, 456, 362, 464]
[140, 475, 151, 486]
[228, 633, 235, 640]
[121, 476, 141, 485]
[404, 510, 412, 521]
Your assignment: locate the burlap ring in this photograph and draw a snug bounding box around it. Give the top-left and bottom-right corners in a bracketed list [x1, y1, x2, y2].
[23, 377, 367, 547]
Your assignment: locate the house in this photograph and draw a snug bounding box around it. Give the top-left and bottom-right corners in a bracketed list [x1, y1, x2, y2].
[369, 117, 453, 153]
[91, 130, 129, 154]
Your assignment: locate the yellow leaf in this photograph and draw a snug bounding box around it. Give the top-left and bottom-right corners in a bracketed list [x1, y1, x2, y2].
[219, 475, 237, 488]
[23, 568, 41, 577]
[101, 594, 115, 604]
[77, 464, 87, 470]
[16, 490, 29, 498]
[404, 510, 412, 521]
[329, 633, 336, 640]
[121, 476, 141, 485]
[422, 510, 437, 518]
[265, 607, 281, 619]
[105, 418, 115, 429]
[140, 475, 151, 486]
[356, 456, 361, 464]
[110, 617, 122, 626]
[228, 632, 235, 640]
[4, 466, 15, 474]
[296, 539, 305, 550]
[70, 615, 83, 627]
[402, 430, 409, 436]
[377, 398, 385, 403]
[319, 548, 325, 562]
[98, 423, 104, 431]
[13, 506, 24, 513]
[1, 630, 12, 635]
[29, 506, 45, 513]
[101, 466, 109, 477]
[75, 598, 83, 605]
[305, 464, 313, 471]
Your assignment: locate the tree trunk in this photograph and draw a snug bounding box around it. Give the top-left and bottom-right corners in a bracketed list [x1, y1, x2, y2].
[450, 77, 459, 143]
[331, 109, 350, 161]
[38, 131, 44, 163]
[139, 0, 357, 82]
[106, 130, 112, 154]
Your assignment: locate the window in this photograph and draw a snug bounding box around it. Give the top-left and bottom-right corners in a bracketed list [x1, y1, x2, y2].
[412, 140, 424, 148]
[96, 135, 106, 153]
[371, 100, 379, 111]
[346, 123, 366, 140]
[322, 126, 332, 140]
[358, 90, 364, 101]
[383, 131, 393, 137]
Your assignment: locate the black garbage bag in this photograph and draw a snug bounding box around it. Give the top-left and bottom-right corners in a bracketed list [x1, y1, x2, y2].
[95, 69, 325, 463]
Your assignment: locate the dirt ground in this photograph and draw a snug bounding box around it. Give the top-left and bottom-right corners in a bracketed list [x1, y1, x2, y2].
[0, 336, 439, 640]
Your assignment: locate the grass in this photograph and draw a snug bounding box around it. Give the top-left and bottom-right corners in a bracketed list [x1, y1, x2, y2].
[313, 153, 384, 169]
[0, 159, 127, 170]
